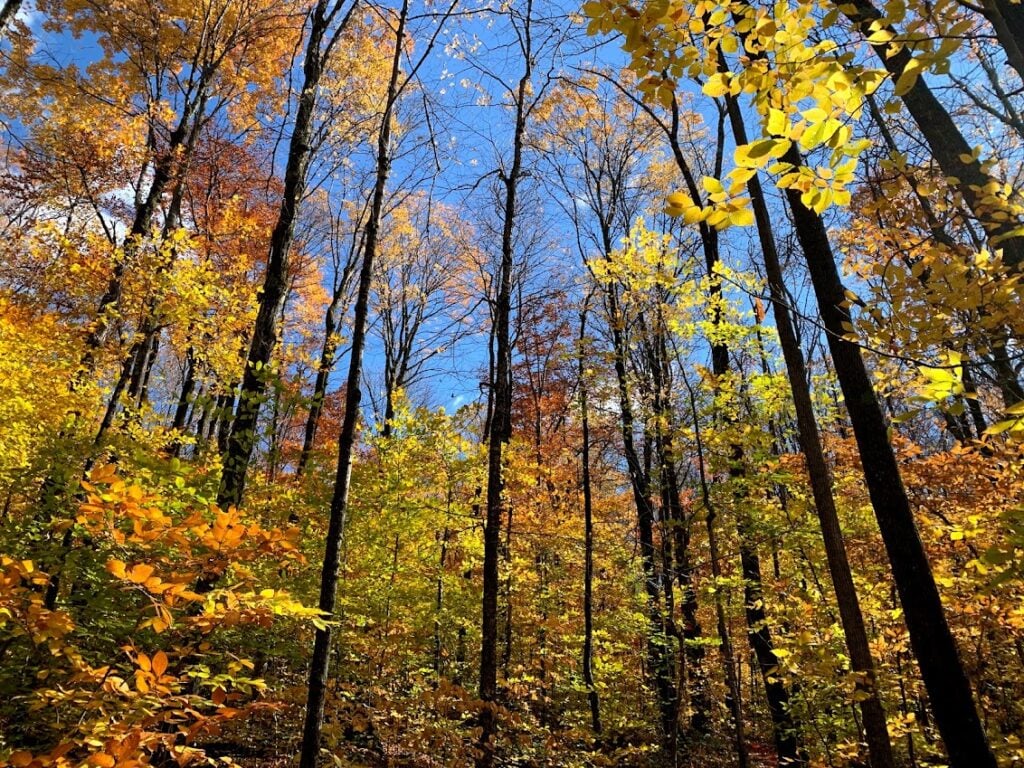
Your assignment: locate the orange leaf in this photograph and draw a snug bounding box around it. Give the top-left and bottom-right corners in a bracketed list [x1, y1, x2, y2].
[152, 650, 168, 677]
[128, 564, 155, 584]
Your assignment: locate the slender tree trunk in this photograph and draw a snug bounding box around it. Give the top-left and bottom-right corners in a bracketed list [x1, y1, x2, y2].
[725, 92, 897, 768]
[215, 390, 235, 456]
[297, 310, 339, 477]
[651, 317, 710, 736]
[578, 304, 602, 735]
[81, 79, 211, 372]
[169, 348, 197, 457]
[298, 243, 359, 475]
[478, 8, 532, 763]
[600, 277, 678, 751]
[691, 105, 803, 762]
[434, 523, 450, 681]
[980, 0, 1024, 85]
[683, 374, 749, 768]
[298, 2, 402, 764]
[217, 0, 356, 509]
[779, 139, 996, 768]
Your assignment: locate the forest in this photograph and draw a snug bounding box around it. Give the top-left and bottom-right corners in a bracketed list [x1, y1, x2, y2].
[0, 0, 1022, 765]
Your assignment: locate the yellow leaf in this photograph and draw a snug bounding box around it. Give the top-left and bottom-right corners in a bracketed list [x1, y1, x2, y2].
[728, 206, 754, 227]
[702, 176, 724, 194]
[703, 73, 729, 97]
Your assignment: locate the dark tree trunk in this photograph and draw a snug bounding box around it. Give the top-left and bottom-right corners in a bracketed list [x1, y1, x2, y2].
[780, 139, 996, 768]
[578, 305, 602, 735]
[478, 36, 530, 768]
[981, 0, 1024, 84]
[81, 77, 211, 371]
[216, 0, 354, 509]
[297, 295, 342, 477]
[169, 348, 197, 457]
[686, 93, 802, 764]
[600, 276, 678, 752]
[844, 0, 1024, 270]
[654, 323, 710, 735]
[298, 1, 402, 764]
[682, 374, 749, 768]
[725, 92, 897, 768]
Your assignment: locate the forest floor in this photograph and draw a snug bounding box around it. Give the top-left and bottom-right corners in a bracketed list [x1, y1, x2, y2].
[198, 706, 783, 768]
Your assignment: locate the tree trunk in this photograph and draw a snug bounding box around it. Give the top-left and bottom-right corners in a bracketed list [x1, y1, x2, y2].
[780, 139, 996, 768]
[297, 1, 402, 764]
[578, 304, 602, 735]
[169, 348, 197, 457]
[297, 295, 342, 477]
[216, 0, 355, 509]
[682, 373, 749, 768]
[478, 39, 530, 768]
[844, 0, 1024, 270]
[691, 104, 803, 763]
[599, 276, 678, 752]
[725, 92, 897, 768]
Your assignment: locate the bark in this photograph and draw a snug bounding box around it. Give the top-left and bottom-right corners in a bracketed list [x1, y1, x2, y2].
[981, 0, 1024, 85]
[683, 373, 749, 768]
[688, 103, 803, 764]
[865, 92, 1022, 414]
[0, 0, 22, 34]
[297, 1, 402, 764]
[478, 14, 531, 761]
[169, 348, 197, 457]
[844, 0, 1024, 270]
[216, 0, 353, 508]
[726, 92, 896, 768]
[81, 74, 211, 372]
[578, 305, 602, 735]
[660, 350, 709, 735]
[296, 301, 340, 477]
[599, 276, 679, 751]
[780, 139, 996, 768]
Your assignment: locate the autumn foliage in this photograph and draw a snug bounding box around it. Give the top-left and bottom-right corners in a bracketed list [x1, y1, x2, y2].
[0, 0, 1023, 766]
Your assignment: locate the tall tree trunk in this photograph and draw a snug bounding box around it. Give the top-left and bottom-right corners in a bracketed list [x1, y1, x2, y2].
[298, 242, 359, 476]
[779, 139, 996, 768]
[725, 92, 897, 768]
[682, 373, 749, 768]
[652, 315, 710, 736]
[864, 92, 1022, 417]
[690, 102, 803, 763]
[478, 20, 531, 762]
[578, 303, 602, 735]
[599, 276, 678, 752]
[297, 1, 402, 764]
[297, 310, 339, 477]
[81, 77, 211, 372]
[217, 0, 356, 508]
